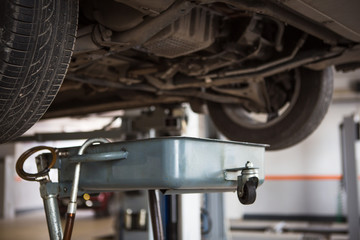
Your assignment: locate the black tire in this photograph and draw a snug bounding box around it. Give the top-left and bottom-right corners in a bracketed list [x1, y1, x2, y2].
[0, 0, 78, 143]
[207, 67, 333, 150]
[238, 180, 257, 205]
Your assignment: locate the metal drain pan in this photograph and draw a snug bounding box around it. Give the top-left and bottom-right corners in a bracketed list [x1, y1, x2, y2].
[58, 137, 266, 195]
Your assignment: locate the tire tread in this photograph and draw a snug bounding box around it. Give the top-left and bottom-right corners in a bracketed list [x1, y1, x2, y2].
[0, 0, 78, 143]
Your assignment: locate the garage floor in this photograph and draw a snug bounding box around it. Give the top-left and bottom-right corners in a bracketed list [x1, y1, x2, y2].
[0, 210, 350, 240]
[0, 210, 115, 240]
[230, 219, 349, 240]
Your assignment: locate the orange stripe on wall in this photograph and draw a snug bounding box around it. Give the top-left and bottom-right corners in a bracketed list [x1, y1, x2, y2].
[265, 175, 343, 181]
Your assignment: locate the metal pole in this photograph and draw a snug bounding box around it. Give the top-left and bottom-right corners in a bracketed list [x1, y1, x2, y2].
[148, 190, 165, 240]
[64, 138, 111, 240]
[40, 185, 63, 240]
[203, 193, 226, 240]
[36, 156, 63, 240]
[340, 116, 360, 240]
[203, 116, 226, 240]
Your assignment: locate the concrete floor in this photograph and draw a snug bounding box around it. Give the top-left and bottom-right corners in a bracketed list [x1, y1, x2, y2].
[230, 219, 349, 240]
[1, 210, 351, 240]
[0, 210, 115, 240]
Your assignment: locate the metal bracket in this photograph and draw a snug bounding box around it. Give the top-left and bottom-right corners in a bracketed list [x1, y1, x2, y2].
[68, 150, 128, 163]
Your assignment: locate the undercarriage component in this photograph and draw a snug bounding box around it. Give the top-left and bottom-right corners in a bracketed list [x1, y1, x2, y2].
[220, 0, 344, 45]
[16, 137, 266, 239]
[100, 0, 195, 51]
[80, 0, 146, 32]
[74, 0, 195, 54]
[80, 0, 177, 33]
[207, 67, 333, 150]
[115, 0, 176, 15]
[40, 0, 359, 151]
[142, 7, 217, 58]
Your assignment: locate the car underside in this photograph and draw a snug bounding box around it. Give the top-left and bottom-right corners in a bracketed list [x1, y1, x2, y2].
[1, 0, 360, 149]
[48, 0, 359, 117]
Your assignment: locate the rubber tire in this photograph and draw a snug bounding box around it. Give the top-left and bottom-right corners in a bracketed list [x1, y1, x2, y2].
[207, 67, 333, 150]
[238, 180, 257, 205]
[0, 0, 78, 143]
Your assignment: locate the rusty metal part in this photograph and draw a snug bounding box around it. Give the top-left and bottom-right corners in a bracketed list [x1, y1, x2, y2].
[201, 33, 308, 79]
[66, 74, 157, 92]
[46, 45, 342, 119]
[63, 213, 75, 240]
[211, 79, 268, 111]
[74, 1, 194, 54]
[101, 0, 195, 50]
[161, 90, 246, 104]
[43, 96, 187, 119]
[44, 48, 340, 119]
[145, 50, 340, 92]
[141, 6, 217, 58]
[16, 146, 57, 182]
[273, 19, 285, 52]
[306, 44, 360, 70]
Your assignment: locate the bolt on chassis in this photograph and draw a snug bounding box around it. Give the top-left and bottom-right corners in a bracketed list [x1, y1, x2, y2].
[16, 137, 266, 240]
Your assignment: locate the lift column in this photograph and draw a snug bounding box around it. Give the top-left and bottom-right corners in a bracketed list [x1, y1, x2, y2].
[340, 115, 360, 240]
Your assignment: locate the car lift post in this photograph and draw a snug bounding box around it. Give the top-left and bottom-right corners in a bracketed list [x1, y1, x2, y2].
[340, 115, 360, 240]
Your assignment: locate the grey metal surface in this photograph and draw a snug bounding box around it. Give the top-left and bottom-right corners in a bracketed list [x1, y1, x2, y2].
[68, 151, 128, 163]
[142, 7, 216, 58]
[277, 0, 360, 42]
[202, 116, 227, 240]
[203, 193, 227, 240]
[222, 0, 341, 45]
[148, 190, 164, 240]
[340, 116, 360, 240]
[38, 179, 63, 239]
[35, 155, 63, 240]
[0, 159, 4, 219]
[41, 192, 63, 240]
[58, 137, 265, 195]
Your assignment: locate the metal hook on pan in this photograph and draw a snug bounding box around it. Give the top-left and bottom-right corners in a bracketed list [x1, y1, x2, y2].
[63, 138, 111, 240]
[16, 146, 57, 182]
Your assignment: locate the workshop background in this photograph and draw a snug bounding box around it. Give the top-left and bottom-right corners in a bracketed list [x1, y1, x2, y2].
[0, 69, 360, 240]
